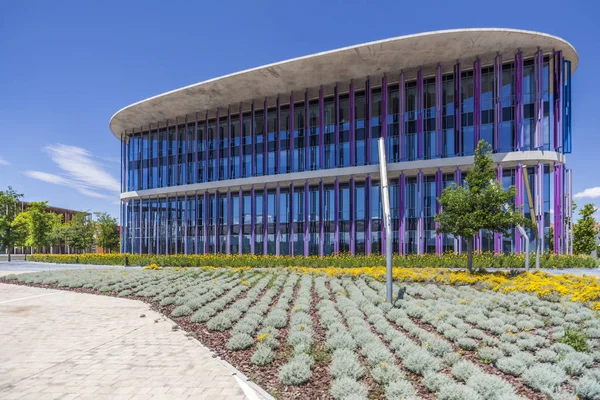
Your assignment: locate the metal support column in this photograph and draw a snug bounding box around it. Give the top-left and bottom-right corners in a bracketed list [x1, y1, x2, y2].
[350, 81, 355, 166]
[454, 62, 462, 155]
[304, 180, 309, 256]
[365, 176, 371, 254]
[494, 54, 502, 151]
[290, 93, 294, 172]
[474, 57, 481, 148]
[435, 64, 443, 157]
[350, 177, 355, 254]
[334, 177, 339, 254]
[275, 183, 280, 256]
[534, 48, 544, 149]
[417, 171, 424, 254]
[250, 185, 255, 254]
[226, 189, 231, 254]
[399, 173, 406, 255]
[263, 185, 268, 255]
[334, 84, 339, 167]
[399, 72, 406, 160]
[239, 187, 243, 254]
[195, 191, 199, 254]
[435, 169, 443, 254]
[515, 163, 524, 252]
[454, 168, 463, 252]
[319, 179, 324, 256]
[515, 51, 524, 150]
[417, 68, 424, 159]
[366, 78, 371, 164]
[319, 87, 324, 170]
[290, 182, 294, 256]
[494, 165, 503, 253]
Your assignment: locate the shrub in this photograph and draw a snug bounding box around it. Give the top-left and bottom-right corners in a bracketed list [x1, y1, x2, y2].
[536, 349, 558, 363]
[226, 333, 254, 350]
[466, 372, 516, 398]
[370, 362, 404, 385]
[576, 376, 600, 400]
[329, 349, 364, 380]
[251, 344, 274, 366]
[522, 364, 567, 393]
[451, 360, 481, 382]
[558, 352, 593, 376]
[207, 314, 232, 331]
[456, 337, 478, 351]
[330, 377, 369, 400]
[160, 296, 175, 306]
[279, 358, 312, 386]
[423, 371, 454, 392]
[403, 347, 440, 375]
[557, 328, 590, 353]
[437, 383, 481, 400]
[171, 305, 193, 317]
[496, 357, 526, 376]
[326, 331, 355, 352]
[385, 380, 418, 400]
[117, 290, 132, 297]
[477, 346, 503, 364]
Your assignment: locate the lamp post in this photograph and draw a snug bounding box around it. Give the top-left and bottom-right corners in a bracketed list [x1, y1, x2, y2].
[378, 137, 393, 302]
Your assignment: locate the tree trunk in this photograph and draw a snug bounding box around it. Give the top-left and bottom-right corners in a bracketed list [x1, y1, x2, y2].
[7, 247, 11, 262]
[466, 236, 474, 274]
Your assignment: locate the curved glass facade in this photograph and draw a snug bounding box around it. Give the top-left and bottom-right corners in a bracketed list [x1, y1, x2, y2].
[119, 49, 574, 256]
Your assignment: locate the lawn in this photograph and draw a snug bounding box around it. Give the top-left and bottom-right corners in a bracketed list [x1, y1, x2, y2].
[4, 268, 600, 400]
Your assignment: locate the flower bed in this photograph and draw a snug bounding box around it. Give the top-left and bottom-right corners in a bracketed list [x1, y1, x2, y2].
[4, 267, 600, 399]
[27, 251, 598, 269]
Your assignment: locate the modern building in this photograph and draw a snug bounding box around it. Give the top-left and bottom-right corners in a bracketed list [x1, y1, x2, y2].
[111, 28, 576, 256]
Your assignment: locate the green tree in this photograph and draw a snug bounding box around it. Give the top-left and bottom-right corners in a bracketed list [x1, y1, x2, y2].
[435, 140, 530, 272]
[47, 213, 66, 254]
[94, 212, 120, 253]
[573, 203, 599, 255]
[17, 202, 53, 252]
[0, 187, 26, 261]
[65, 212, 95, 253]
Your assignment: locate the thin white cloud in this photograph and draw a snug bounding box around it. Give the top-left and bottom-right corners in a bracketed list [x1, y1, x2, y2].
[0, 156, 10, 165]
[24, 144, 120, 200]
[574, 187, 600, 199]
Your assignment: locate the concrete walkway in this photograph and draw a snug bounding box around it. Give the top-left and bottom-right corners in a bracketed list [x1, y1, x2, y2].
[0, 283, 264, 400]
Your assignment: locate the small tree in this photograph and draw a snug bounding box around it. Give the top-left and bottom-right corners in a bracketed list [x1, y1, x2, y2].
[435, 140, 530, 272]
[17, 201, 53, 252]
[0, 187, 26, 261]
[47, 213, 66, 254]
[94, 212, 120, 253]
[65, 212, 95, 253]
[573, 203, 599, 255]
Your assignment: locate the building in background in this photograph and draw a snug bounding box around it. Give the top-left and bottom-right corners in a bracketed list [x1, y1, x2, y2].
[111, 28, 576, 256]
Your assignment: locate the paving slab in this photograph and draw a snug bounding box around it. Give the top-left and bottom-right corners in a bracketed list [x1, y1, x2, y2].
[0, 283, 262, 400]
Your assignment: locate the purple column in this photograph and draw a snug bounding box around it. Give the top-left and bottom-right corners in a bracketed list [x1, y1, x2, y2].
[174, 120, 179, 186]
[215, 110, 220, 181]
[417, 68, 424, 159]
[204, 112, 209, 182]
[494, 165, 503, 253]
[251, 101, 255, 177]
[226, 189, 231, 254]
[473, 57, 481, 147]
[238, 187, 243, 254]
[515, 51, 524, 150]
[194, 114, 199, 183]
[334, 177, 339, 254]
[276, 96, 280, 174]
[365, 78, 371, 164]
[454, 62, 462, 155]
[203, 192, 209, 254]
[194, 191, 199, 254]
[382, 75, 388, 141]
[494, 54, 503, 152]
[399, 173, 405, 255]
[263, 99, 268, 176]
[227, 107, 232, 179]
[334, 84, 339, 167]
[290, 182, 294, 256]
[365, 176, 371, 255]
[515, 163, 523, 252]
[399, 72, 406, 160]
[417, 171, 424, 254]
[275, 183, 280, 256]
[239, 103, 243, 179]
[534, 48, 543, 149]
[164, 196, 169, 255]
[319, 179, 324, 256]
[184, 195, 188, 254]
[435, 64, 443, 157]
[553, 51, 563, 151]
[304, 91, 309, 171]
[435, 169, 443, 254]
[250, 185, 255, 254]
[138, 199, 143, 254]
[304, 180, 309, 256]
[183, 117, 188, 184]
[553, 164, 563, 253]
[290, 93, 294, 172]
[350, 81, 355, 166]
[567, 168, 573, 254]
[120, 133, 124, 193]
[350, 177, 355, 254]
[536, 162, 544, 251]
[319, 87, 324, 169]
[263, 185, 268, 255]
[214, 191, 219, 254]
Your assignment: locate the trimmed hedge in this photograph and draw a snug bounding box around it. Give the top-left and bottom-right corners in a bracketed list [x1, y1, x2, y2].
[28, 252, 598, 269]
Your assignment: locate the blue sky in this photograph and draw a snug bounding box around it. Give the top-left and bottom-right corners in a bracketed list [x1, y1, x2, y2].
[1, 0, 599, 220]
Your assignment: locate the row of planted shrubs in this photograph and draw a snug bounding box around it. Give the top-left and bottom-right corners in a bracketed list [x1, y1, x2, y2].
[28, 251, 598, 269]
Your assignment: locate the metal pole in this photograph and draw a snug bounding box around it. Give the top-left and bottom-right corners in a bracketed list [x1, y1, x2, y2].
[378, 137, 393, 302]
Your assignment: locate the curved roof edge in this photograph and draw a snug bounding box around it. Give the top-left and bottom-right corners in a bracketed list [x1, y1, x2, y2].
[110, 28, 578, 139]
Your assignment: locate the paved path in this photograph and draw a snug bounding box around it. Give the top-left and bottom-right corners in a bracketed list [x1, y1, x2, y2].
[0, 283, 263, 400]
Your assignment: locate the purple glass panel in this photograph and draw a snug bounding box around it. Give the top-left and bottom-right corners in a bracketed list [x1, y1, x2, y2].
[184, 195, 188, 255]
[263, 99, 268, 176]
[454, 168, 462, 253]
[399, 72, 406, 160]
[276, 96, 280, 174]
[290, 93, 294, 172]
[365, 176, 371, 255]
[435, 65, 443, 157]
[304, 91, 309, 171]
[494, 55, 502, 151]
[290, 182, 294, 255]
[515, 163, 523, 252]
[350, 81, 355, 166]
[195, 191, 199, 254]
[473, 57, 481, 147]
[334, 84, 339, 167]
[204, 112, 209, 182]
[174, 120, 179, 186]
[435, 169, 443, 254]
[515, 51, 524, 150]
[215, 110, 220, 181]
[194, 114, 199, 183]
[536, 162, 544, 250]
[494, 165, 503, 253]
[553, 51, 563, 151]
[366, 78, 371, 164]
[417, 68, 424, 159]
[319, 87, 324, 169]
[239, 187, 243, 254]
[251, 101, 255, 177]
[227, 107, 232, 179]
[534, 49, 543, 149]
[239, 103, 243, 179]
[214, 191, 219, 254]
[319, 179, 324, 256]
[304, 180, 309, 256]
[139, 198, 143, 254]
[454, 62, 462, 155]
[350, 177, 355, 254]
[334, 177, 339, 254]
[250, 185, 255, 254]
[417, 171, 424, 254]
[226, 189, 231, 254]
[382, 75, 388, 140]
[275, 183, 280, 256]
[165, 195, 169, 255]
[399, 173, 405, 255]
